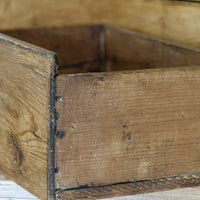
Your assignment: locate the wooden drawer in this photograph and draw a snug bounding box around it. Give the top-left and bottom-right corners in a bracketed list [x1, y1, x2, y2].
[1, 24, 200, 200]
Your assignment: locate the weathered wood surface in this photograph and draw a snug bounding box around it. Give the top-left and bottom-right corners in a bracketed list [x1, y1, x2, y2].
[4, 25, 200, 75]
[3, 25, 104, 70]
[102, 186, 200, 200]
[0, 0, 200, 49]
[0, 33, 57, 200]
[56, 66, 200, 192]
[104, 25, 200, 71]
[1, 179, 200, 200]
[56, 174, 200, 200]
[1, 17, 200, 200]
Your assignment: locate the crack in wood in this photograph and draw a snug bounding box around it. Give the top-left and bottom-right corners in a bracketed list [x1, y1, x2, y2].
[171, 0, 200, 4]
[55, 172, 200, 193]
[14, 144, 23, 172]
[18, 63, 49, 79]
[8, 133, 23, 173]
[32, 131, 42, 139]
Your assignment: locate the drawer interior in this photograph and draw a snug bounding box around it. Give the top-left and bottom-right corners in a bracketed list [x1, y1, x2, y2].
[3, 24, 200, 74]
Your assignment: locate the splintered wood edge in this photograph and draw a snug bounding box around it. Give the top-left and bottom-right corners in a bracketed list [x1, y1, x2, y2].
[0, 32, 58, 200]
[56, 173, 200, 200]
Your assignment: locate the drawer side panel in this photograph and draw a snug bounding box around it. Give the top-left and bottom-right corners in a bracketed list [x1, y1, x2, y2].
[56, 67, 200, 191]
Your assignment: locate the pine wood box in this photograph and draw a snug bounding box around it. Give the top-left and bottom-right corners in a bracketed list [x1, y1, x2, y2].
[1, 24, 200, 200]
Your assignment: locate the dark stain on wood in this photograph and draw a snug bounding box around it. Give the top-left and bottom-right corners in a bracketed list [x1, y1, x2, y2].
[48, 55, 58, 200]
[171, 0, 200, 4]
[98, 77, 105, 81]
[32, 131, 41, 139]
[7, 132, 23, 173]
[54, 168, 60, 173]
[122, 125, 134, 153]
[182, 115, 186, 119]
[56, 131, 66, 139]
[123, 131, 132, 140]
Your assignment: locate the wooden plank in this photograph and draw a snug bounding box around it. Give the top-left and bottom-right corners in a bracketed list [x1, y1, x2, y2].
[56, 174, 200, 200]
[104, 25, 200, 71]
[3, 25, 104, 70]
[4, 24, 200, 74]
[56, 66, 200, 192]
[1, 180, 200, 200]
[106, 186, 200, 200]
[0, 0, 200, 49]
[108, 186, 200, 200]
[0, 33, 57, 200]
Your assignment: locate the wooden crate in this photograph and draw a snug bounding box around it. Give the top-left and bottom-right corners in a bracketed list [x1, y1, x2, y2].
[1, 0, 200, 50]
[1, 24, 200, 200]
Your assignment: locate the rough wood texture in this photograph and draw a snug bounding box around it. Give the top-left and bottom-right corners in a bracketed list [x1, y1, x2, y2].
[3, 25, 104, 69]
[4, 25, 200, 75]
[0, 33, 57, 200]
[104, 25, 200, 71]
[2, 24, 200, 200]
[0, 0, 200, 49]
[56, 67, 200, 191]
[110, 186, 200, 200]
[56, 174, 200, 200]
[1, 179, 200, 200]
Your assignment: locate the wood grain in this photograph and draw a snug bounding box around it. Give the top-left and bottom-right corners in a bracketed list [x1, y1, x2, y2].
[3, 25, 104, 70]
[4, 24, 200, 75]
[109, 186, 200, 200]
[0, 0, 200, 49]
[1, 179, 200, 200]
[56, 174, 200, 200]
[0, 33, 57, 200]
[56, 67, 200, 191]
[1, 17, 200, 199]
[104, 25, 200, 71]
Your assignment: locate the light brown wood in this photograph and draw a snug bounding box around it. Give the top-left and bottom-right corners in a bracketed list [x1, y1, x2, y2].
[107, 186, 200, 200]
[0, 0, 200, 49]
[56, 174, 200, 200]
[0, 33, 57, 200]
[3, 25, 104, 69]
[106, 186, 200, 200]
[1, 23, 200, 199]
[56, 66, 200, 191]
[1, 179, 200, 200]
[4, 24, 200, 75]
[104, 25, 200, 71]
